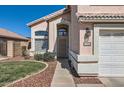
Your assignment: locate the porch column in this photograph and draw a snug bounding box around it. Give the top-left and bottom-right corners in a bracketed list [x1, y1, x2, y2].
[48, 22, 57, 53]
[7, 40, 14, 57]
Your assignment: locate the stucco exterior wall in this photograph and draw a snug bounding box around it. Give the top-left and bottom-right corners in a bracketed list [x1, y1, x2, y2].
[31, 21, 48, 31]
[79, 23, 93, 55]
[78, 5, 124, 13]
[48, 12, 71, 55]
[70, 5, 79, 54]
[7, 40, 13, 57]
[30, 21, 48, 53]
[20, 41, 28, 47]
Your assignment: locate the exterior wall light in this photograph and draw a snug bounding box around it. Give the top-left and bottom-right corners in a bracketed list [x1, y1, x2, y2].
[83, 27, 91, 46]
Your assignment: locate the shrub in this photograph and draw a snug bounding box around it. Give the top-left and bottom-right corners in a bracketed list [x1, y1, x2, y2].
[22, 49, 30, 59]
[43, 52, 55, 62]
[34, 54, 43, 61]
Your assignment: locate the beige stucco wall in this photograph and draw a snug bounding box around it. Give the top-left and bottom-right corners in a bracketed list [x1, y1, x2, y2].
[7, 40, 28, 57]
[79, 23, 93, 55]
[7, 40, 13, 57]
[30, 21, 48, 52]
[48, 12, 71, 54]
[70, 5, 80, 54]
[78, 5, 124, 13]
[31, 21, 48, 31]
[20, 41, 28, 47]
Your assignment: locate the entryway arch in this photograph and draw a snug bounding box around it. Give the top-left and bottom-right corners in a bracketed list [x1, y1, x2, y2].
[57, 24, 69, 58]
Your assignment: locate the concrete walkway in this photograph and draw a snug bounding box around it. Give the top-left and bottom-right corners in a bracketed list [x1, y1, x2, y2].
[51, 59, 75, 87]
[0, 57, 8, 61]
[100, 77, 124, 87]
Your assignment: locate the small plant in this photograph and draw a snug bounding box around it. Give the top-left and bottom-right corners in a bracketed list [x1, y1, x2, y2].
[43, 52, 55, 62]
[22, 49, 30, 59]
[34, 54, 43, 61]
[34, 52, 55, 62]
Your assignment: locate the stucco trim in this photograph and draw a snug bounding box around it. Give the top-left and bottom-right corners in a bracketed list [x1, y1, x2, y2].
[78, 55, 98, 62]
[77, 13, 124, 22]
[69, 50, 98, 62]
[27, 8, 71, 27]
[78, 73, 98, 76]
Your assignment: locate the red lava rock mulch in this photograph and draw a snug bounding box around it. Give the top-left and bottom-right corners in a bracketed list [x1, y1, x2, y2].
[73, 76, 103, 84]
[70, 67, 102, 84]
[8, 61, 57, 87]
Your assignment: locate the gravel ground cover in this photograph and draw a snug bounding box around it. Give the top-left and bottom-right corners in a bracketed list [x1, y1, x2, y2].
[8, 61, 57, 87]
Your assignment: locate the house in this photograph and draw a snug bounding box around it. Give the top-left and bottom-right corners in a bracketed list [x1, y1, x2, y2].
[27, 5, 124, 77]
[0, 28, 28, 58]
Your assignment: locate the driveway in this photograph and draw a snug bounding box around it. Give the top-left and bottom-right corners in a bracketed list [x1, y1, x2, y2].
[50, 59, 124, 87]
[100, 77, 124, 87]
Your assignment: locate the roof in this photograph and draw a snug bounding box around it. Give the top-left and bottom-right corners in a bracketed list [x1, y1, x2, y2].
[0, 28, 28, 40]
[27, 8, 70, 27]
[77, 13, 124, 22]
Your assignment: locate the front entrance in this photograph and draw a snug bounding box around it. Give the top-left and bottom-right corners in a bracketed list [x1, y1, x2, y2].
[57, 24, 68, 58]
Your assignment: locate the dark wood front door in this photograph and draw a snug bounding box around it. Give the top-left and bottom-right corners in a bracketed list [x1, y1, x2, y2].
[57, 36, 68, 58]
[57, 24, 69, 58]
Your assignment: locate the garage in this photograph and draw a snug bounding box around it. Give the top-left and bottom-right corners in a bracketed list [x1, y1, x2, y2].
[99, 30, 124, 77]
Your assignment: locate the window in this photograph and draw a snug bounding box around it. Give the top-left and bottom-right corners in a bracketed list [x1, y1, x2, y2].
[35, 39, 48, 52]
[35, 31, 48, 36]
[58, 28, 68, 36]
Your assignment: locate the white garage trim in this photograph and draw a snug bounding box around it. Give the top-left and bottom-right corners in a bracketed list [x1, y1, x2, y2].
[94, 24, 124, 77]
[94, 24, 124, 56]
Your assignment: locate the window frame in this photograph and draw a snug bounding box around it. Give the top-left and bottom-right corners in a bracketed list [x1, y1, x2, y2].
[35, 39, 48, 52]
[57, 28, 68, 36]
[35, 31, 48, 36]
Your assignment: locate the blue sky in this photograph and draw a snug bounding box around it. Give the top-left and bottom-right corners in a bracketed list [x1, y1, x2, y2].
[0, 5, 65, 37]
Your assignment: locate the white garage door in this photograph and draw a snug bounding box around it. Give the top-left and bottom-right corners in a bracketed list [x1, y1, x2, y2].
[99, 30, 124, 77]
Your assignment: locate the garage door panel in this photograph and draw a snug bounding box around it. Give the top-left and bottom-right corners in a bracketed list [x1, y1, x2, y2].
[99, 30, 124, 77]
[100, 56, 124, 62]
[99, 64, 124, 76]
[99, 37, 124, 42]
[99, 63, 124, 67]
[99, 43, 124, 49]
[99, 50, 124, 55]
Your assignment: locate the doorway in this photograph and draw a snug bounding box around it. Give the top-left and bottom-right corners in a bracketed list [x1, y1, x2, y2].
[57, 24, 68, 58]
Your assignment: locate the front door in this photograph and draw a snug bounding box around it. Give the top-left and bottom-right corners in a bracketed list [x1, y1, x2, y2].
[57, 37, 68, 57]
[57, 27, 68, 58]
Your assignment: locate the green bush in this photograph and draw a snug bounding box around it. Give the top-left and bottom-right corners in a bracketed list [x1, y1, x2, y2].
[34, 52, 55, 62]
[43, 52, 55, 62]
[34, 54, 43, 61]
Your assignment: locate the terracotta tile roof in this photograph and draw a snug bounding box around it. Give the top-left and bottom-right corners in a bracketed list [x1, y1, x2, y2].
[0, 28, 28, 40]
[77, 13, 124, 22]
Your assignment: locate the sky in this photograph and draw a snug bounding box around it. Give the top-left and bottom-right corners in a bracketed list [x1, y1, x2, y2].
[0, 5, 65, 37]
